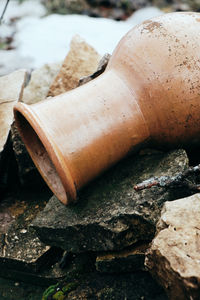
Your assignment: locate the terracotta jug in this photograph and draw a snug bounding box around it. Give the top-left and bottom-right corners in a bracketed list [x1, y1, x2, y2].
[14, 12, 200, 205]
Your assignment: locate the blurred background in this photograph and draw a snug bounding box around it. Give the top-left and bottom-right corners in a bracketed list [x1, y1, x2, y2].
[0, 0, 198, 75]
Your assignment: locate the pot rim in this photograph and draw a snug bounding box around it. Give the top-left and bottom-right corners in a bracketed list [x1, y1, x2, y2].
[14, 102, 77, 205]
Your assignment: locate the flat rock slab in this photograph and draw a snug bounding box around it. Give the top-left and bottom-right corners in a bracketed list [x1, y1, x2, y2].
[0, 189, 63, 277]
[145, 193, 200, 300]
[0, 69, 26, 153]
[0, 69, 26, 190]
[22, 62, 61, 105]
[96, 241, 148, 273]
[32, 149, 188, 252]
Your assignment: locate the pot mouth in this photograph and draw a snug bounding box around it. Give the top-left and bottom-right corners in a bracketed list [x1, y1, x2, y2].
[14, 103, 76, 205]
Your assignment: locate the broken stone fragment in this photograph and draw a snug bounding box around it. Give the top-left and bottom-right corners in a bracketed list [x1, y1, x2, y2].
[0, 188, 63, 283]
[22, 62, 61, 105]
[145, 193, 200, 300]
[78, 53, 111, 86]
[96, 242, 149, 274]
[32, 149, 189, 253]
[0, 69, 27, 190]
[48, 35, 101, 97]
[0, 69, 26, 152]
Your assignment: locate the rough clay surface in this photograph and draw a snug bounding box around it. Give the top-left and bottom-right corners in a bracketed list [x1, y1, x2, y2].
[48, 35, 100, 97]
[22, 62, 61, 104]
[145, 193, 200, 300]
[0, 69, 26, 152]
[32, 149, 189, 252]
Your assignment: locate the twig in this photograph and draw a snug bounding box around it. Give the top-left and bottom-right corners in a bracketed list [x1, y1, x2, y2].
[0, 0, 10, 25]
[134, 164, 200, 191]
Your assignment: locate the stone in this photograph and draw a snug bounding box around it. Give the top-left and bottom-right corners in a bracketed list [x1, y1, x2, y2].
[0, 69, 27, 191]
[78, 53, 111, 86]
[42, 251, 167, 299]
[0, 69, 26, 154]
[0, 188, 64, 283]
[32, 149, 189, 253]
[22, 62, 61, 105]
[145, 193, 200, 300]
[96, 241, 148, 273]
[48, 35, 100, 97]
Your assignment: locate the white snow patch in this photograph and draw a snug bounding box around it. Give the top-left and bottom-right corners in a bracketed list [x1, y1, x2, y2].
[0, 23, 14, 38]
[0, 0, 46, 21]
[14, 14, 131, 68]
[0, 3, 163, 74]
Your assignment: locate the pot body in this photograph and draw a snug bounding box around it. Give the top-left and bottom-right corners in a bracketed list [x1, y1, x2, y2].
[14, 12, 200, 204]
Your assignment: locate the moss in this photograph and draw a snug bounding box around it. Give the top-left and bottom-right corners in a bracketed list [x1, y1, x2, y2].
[42, 284, 57, 300]
[42, 281, 78, 300]
[52, 291, 65, 300]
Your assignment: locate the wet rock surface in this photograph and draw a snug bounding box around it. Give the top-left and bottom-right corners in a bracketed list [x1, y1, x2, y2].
[145, 193, 200, 300]
[32, 149, 189, 252]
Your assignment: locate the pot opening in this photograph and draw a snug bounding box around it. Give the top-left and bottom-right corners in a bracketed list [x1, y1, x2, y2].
[14, 110, 67, 204]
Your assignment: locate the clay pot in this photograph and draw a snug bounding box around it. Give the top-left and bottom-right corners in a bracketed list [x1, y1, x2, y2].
[14, 12, 200, 205]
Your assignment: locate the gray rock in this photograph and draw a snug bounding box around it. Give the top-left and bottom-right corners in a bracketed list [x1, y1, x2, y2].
[22, 62, 61, 105]
[145, 193, 200, 300]
[96, 241, 148, 273]
[0, 189, 63, 280]
[32, 149, 189, 253]
[0, 69, 27, 191]
[78, 53, 111, 86]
